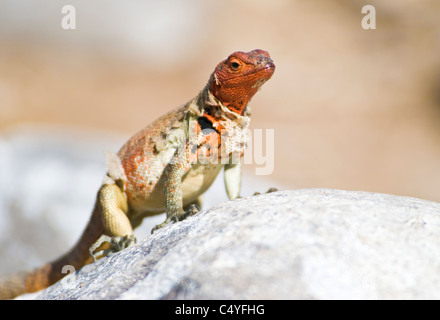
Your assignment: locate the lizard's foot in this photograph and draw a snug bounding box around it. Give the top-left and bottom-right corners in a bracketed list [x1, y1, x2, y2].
[180, 203, 200, 220]
[89, 234, 136, 261]
[253, 187, 278, 196]
[151, 204, 200, 234]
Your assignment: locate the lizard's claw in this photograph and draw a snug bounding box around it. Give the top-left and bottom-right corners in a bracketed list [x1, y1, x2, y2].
[151, 219, 171, 234]
[253, 187, 278, 196]
[180, 203, 200, 220]
[89, 234, 136, 261]
[151, 204, 200, 234]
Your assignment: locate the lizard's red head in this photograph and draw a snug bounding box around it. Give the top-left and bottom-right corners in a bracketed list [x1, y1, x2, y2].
[210, 49, 275, 115]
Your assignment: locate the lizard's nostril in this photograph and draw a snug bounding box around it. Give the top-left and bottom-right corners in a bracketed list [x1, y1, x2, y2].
[255, 55, 273, 68]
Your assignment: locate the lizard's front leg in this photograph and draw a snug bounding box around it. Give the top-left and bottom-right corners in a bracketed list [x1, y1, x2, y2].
[152, 146, 198, 233]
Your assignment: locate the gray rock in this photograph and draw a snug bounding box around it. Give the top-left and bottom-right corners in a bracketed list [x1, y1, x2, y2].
[28, 189, 440, 300]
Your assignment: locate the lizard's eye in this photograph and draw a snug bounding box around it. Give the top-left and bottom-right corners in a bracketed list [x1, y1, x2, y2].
[230, 59, 241, 70]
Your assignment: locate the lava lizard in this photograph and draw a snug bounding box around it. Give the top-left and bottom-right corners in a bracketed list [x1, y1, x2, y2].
[0, 49, 275, 299]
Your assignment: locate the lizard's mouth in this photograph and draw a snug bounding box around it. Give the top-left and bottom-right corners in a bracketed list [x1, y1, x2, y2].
[263, 61, 275, 76]
[264, 60, 275, 71]
[251, 60, 275, 81]
[254, 53, 275, 72]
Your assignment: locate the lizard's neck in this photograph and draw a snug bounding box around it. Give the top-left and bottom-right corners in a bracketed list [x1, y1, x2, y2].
[189, 84, 250, 157]
[207, 73, 252, 117]
[193, 85, 250, 126]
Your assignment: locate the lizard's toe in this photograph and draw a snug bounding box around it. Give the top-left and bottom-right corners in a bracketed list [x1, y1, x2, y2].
[89, 234, 136, 261]
[180, 204, 200, 220]
[151, 205, 200, 234]
[151, 217, 172, 234]
[253, 187, 278, 196]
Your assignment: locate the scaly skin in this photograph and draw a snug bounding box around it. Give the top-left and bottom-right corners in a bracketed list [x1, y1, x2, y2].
[0, 49, 275, 299]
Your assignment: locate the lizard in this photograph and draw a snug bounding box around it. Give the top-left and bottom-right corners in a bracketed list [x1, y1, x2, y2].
[0, 49, 275, 299]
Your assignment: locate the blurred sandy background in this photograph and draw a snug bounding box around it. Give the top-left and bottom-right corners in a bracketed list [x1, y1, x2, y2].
[2, 0, 440, 199]
[1, 0, 440, 273]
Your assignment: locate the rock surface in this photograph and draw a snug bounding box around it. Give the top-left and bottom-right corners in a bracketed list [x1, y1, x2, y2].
[29, 188, 440, 300]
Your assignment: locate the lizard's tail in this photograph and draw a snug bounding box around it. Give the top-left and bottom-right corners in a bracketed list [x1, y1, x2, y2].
[0, 201, 104, 299]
